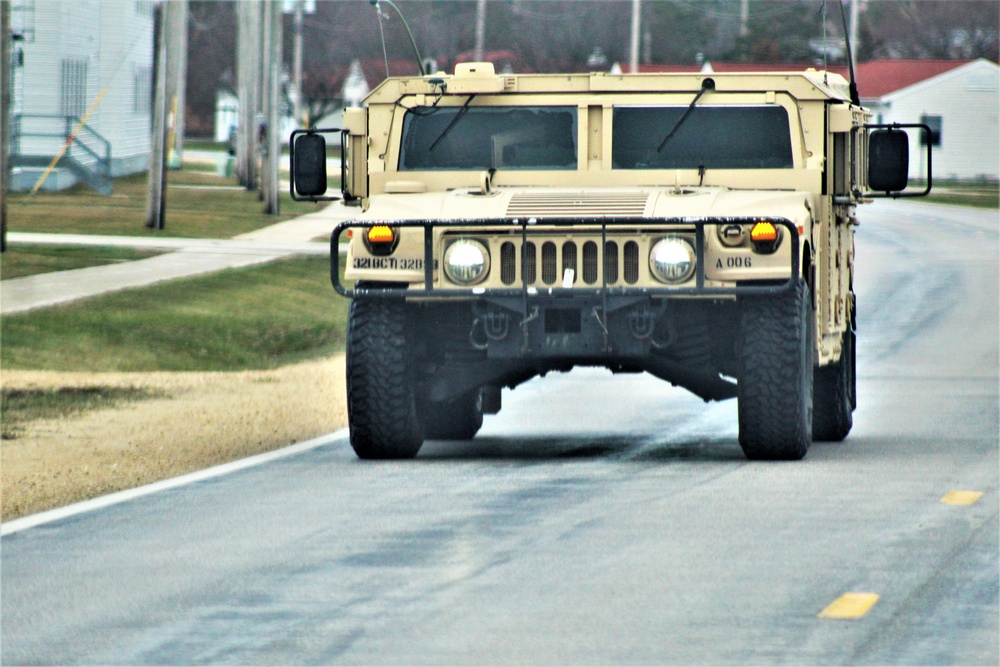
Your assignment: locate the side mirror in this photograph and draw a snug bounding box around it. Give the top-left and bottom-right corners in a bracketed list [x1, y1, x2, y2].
[868, 130, 908, 192]
[292, 133, 328, 197]
[289, 128, 349, 202]
[864, 123, 932, 198]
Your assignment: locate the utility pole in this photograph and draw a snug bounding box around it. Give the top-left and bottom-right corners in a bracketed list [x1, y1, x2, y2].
[629, 0, 640, 74]
[235, 1, 249, 184]
[165, 0, 188, 169]
[262, 0, 281, 215]
[1, 1, 11, 253]
[740, 0, 749, 38]
[474, 0, 486, 63]
[236, 1, 261, 190]
[293, 0, 304, 127]
[146, 1, 168, 230]
[260, 0, 272, 205]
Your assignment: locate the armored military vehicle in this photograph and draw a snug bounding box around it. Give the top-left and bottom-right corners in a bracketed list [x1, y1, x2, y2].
[291, 62, 929, 460]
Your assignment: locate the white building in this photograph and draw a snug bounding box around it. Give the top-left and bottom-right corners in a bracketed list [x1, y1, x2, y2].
[9, 0, 154, 193]
[213, 91, 297, 147]
[860, 59, 1000, 181]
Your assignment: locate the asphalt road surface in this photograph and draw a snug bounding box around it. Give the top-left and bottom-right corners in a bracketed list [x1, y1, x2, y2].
[3, 200, 997, 665]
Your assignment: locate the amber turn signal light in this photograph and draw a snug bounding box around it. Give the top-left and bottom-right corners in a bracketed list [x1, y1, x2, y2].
[750, 221, 779, 243]
[367, 226, 396, 245]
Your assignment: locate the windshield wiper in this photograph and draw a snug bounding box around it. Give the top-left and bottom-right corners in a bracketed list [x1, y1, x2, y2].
[429, 95, 476, 152]
[656, 79, 714, 153]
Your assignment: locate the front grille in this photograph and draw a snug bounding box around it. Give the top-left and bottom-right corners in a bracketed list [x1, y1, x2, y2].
[497, 236, 643, 288]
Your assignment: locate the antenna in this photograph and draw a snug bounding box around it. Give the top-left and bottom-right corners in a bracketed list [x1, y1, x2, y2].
[821, 0, 828, 87]
[368, 0, 426, 76]
[837, 0, 861, 105]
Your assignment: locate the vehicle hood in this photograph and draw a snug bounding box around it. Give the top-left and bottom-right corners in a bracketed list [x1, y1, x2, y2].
[360, 187, 812, 224]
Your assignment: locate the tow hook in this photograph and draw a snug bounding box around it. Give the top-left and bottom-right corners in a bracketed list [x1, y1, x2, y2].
[470, 305, 510, 349]
[628, 304, 656, 340]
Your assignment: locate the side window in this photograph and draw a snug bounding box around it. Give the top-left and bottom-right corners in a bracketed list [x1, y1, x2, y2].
[133, 67, 152, 115]
[60, 59, 88, 118]
[919, 114, 942, 147]
[612, 106, 794, 170]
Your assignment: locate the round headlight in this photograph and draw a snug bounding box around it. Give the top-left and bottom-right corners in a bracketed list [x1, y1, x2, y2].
[650, 237, 696, 284]
[444, 239, 490, 285]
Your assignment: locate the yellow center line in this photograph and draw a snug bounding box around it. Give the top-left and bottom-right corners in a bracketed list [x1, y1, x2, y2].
[818, 592, 880, 619]
[940, 490, 983, 505]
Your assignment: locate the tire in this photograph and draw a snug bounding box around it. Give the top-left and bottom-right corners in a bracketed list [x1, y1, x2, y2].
[419, 388, 484, 440]
[737, 280, 813, 460]
[812, 328, 855, 441]
[346, 291, 423, 459]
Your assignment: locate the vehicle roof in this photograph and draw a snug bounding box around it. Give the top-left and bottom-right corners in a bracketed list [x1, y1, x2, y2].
[365, 68, 854, 105]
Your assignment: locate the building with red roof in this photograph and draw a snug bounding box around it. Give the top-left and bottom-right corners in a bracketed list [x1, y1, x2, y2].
[854, 60, 970, 100]
[861, 59, 998, 181]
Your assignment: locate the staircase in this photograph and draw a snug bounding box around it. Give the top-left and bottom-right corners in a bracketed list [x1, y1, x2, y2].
[11, 115, 113, 196]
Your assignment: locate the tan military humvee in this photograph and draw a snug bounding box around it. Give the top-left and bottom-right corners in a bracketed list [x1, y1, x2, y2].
[291, 62, 929, 460]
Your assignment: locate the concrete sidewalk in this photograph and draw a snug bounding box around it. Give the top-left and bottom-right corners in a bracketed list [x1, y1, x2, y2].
[1, 203, 357, 315]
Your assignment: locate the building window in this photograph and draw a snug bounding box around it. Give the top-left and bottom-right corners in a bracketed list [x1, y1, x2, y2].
[919, 114, 942, 147]
[61, 59, 88, 118]
[134, 67, 153, 114]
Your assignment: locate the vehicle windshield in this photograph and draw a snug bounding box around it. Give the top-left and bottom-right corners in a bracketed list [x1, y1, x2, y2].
[613, 106, 793, 169]
[400, 106, 578, 171]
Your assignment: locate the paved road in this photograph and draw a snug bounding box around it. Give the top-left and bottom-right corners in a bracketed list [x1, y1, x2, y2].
[2, 200, 997, 665]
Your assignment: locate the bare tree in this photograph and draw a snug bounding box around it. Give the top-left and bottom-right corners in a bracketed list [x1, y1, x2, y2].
[861, 0, 999, 61]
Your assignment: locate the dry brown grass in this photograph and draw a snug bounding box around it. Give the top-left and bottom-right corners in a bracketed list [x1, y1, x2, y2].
[1, 355, 347, 522]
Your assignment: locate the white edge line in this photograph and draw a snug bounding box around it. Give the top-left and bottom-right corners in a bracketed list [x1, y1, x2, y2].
[1, 428, 350, 536]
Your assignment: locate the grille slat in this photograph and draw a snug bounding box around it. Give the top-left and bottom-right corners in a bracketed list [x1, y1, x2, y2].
[605, 241, 619, 284]
[624, 241, 640, 285]
[500, 242, 516, 285]
[562, 242, 577, 285]
[541, 242, 558, 285]
[582, 241, 598, 285]
[524, 242, 537, 284]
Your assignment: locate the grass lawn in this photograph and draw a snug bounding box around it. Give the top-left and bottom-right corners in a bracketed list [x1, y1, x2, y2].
[1, 255, 350, 373]
[922, 181, 999, 209]
[0, 244, 164, 280]
[182, 139, 229, 152]
[6, 169, 329, 239]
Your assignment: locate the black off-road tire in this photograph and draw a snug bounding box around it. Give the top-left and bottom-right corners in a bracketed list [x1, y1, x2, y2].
[738, 280, 814, 460]
[812, 328, 855, 442]
[346, 292, 423, 459]
[419, 389, 484, 441]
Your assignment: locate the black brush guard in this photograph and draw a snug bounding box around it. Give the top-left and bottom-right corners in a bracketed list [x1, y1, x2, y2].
[330, 217, 799, 300]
